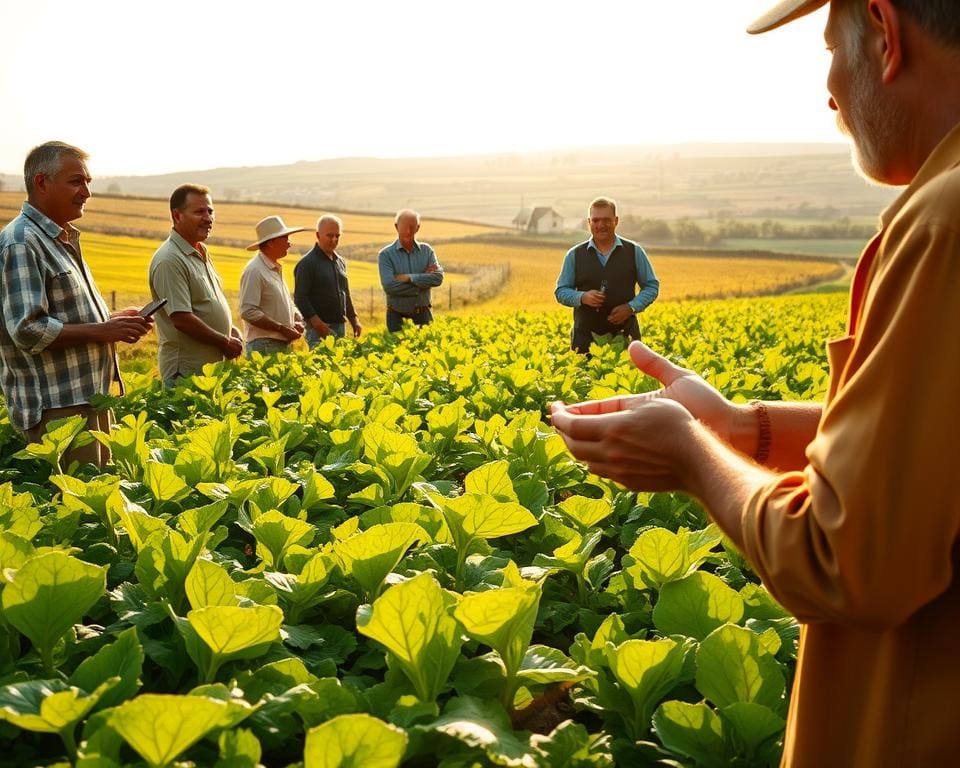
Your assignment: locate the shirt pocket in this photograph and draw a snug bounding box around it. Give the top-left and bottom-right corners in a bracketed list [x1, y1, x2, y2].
[47, 270, 85, 320]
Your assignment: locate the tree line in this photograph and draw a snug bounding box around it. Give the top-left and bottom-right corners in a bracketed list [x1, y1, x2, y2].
[619, 215, 876, 246]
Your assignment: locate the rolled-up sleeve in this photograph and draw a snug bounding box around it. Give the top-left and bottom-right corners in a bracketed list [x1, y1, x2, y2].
[741, 221, 960, 630]
[1, 243, 63, 353]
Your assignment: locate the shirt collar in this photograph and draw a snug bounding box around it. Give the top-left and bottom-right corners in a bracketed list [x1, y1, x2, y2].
[881, 121, 960, 229]
[392, 238, 419, 254]
[588, 235, 623, 253]
[257, 251, 282, 272]
[21, 202, 78, 241]
[169, 229, 208, 260]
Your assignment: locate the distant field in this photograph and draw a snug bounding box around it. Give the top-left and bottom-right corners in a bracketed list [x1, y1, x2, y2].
[434, 240, 843, 315]
[0, 191, 505, 249]
[720, 238, 866, 258]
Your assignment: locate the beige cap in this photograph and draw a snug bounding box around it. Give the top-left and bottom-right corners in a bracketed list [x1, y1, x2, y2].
[246, 215, 310, 250]
[747, 0, 829, 34]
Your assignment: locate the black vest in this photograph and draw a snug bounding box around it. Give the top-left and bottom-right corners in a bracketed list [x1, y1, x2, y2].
[571, 239, 640, 351]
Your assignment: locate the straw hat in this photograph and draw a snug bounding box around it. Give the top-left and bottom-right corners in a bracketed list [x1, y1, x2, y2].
[747, 0, 828, 34]
[246, 216, 309, 251]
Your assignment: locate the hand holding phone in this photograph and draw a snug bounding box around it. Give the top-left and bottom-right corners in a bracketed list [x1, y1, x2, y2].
[139, 298, 168, 318]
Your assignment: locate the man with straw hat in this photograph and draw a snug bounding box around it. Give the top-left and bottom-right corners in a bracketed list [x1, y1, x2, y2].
[552, 1, 960, 764]
[239, 215, 307, 357]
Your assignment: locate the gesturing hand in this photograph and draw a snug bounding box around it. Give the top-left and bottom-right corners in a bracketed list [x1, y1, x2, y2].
[100, 316, 152, 344]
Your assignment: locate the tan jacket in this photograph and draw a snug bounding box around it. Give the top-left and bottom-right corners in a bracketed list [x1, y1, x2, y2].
[742, 123, 960, 767]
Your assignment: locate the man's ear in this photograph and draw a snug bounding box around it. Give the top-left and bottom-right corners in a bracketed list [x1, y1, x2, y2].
[32, 173, 47, 195]
[868, 0, 903, 84]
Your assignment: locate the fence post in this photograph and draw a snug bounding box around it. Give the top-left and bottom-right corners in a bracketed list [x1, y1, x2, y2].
[369, 286, 374, 319]
[111, 291, 116, 310]
[449, 283, 453, 310]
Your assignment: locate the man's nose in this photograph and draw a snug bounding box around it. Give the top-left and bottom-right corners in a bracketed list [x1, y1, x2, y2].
[828, 95, 838, 112]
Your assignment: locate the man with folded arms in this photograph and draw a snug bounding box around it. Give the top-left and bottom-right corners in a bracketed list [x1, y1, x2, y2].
[294, 214, 361, 346]
[552, 1, 960, 764]
[0, 141, 152, 467]
[240, 215, 306, 356]
[378, 209, 443, 332]
[149, 184, 242, 384]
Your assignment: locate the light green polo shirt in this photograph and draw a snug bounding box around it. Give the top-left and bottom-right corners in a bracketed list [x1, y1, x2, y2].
[148, 230, 232, 381]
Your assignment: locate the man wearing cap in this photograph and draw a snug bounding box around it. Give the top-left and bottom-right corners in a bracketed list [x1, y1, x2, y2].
[240, 216, 307, 357]
[552, 1, 960, 765]
[0, 141, 152, 467]
[378, 209, 443, 332]
[555, 196, 659, 353]
[293, 214, 361, 347]
[149, 184, 242, 384]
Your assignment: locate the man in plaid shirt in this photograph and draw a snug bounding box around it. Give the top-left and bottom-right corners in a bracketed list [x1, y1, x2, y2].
[0, 141, 153, 467]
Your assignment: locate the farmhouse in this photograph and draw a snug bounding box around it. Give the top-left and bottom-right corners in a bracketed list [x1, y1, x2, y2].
[513, 206, 564, 234]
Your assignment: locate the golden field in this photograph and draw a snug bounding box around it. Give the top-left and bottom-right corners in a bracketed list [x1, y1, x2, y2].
[0, 192, 502, 247]
[435, 241, 844, 315]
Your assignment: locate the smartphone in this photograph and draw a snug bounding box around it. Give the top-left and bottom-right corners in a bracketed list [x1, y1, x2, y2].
[139, 298, 168, 318]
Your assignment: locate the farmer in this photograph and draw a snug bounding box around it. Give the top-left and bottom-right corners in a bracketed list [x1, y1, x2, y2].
[378, 209, 444, 332]
[294, 214, 361, 346]
[554, 196, 659, 353]
[148, 185, 242, 384]
[552, 1, 960, 764]
[0, 141, 152, 467]
[239, 215, 307, 356]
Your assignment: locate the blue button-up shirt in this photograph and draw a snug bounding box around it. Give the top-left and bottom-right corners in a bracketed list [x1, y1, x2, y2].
[378, 239, 444, 314]
[0, 203, 117, 431]
[554, 235, 660, 311]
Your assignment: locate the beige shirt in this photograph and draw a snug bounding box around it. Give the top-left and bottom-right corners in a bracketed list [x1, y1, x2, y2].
[148, 230, 232, 381]
[742, 123, 960, 767]
[239, 252, 300, 342]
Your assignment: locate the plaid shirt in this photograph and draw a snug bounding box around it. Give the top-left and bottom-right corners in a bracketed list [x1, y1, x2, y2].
[0, 203, 119, 431]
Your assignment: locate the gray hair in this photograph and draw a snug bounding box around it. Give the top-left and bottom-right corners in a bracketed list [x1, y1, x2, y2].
[316, 214, 343, 230]
[588, 197, 618, 217]
[24, 141, 89, 195]
[394, 208, 420, 225]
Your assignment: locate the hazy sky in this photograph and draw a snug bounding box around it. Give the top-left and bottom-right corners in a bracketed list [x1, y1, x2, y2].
[1, 0, 839, 177]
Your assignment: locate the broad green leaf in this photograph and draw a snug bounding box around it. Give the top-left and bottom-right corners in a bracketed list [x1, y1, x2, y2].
[135, 528, 210, 613]
[464, 460, 518, 502]
[426, 695, 532, 767]
[335, 522, 423, 599]
[626, 527, 688, 590]
[529, 719, 615, 768]
[110, 694, 231, 768]
[606, 638, 686, 739]
[188, 605, 284, 659]
[0, 484, 43, 540]
[360, 502, 451, 544]
[356, 572, 462, 702]
[251, 509, 316, 569]
[0, 678, 114, 734]
[110, 491, 167, 552]
[216, 727, 262, 768]
[69, 627, 144, 711]
[143, 461, 190, 503]
[361, 423, 431, 502]
[266, 552, 333, 624]
[176, 500, 229, 538]
[516, 644, 594, 686]
[248, 477, 300, 518]
[304, 713, 408, 768]
[2, 551, 106, 674]
[454, 564, 541, 701]
[186, 559, 239, 609]
[556, 495, 613, 531]
[14, 414, 90, 472]
[448, 493, 537, 541]
[0, 532, 36, 580]
[652, 571, 745, 640]
[652, 700, 729, 768]
[696, 625, 786, 710]
[718, 701, 786, 760]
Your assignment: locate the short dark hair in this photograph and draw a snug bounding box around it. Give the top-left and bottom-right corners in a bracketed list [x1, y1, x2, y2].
[894, 0, 960, 48]
[169, 184, 211, 212]
[589, 197, 618, 217]
[24, 141, 88, 195]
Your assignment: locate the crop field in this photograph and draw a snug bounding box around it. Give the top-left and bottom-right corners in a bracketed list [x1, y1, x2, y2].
[0, 293, 848, 766]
